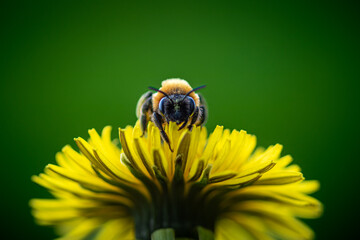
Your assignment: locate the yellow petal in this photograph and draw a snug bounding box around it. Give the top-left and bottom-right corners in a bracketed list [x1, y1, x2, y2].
[215, 218, 255, 240]
[202, 125, 224, 165]
[56, 218, 101, 240]
[255, 171, 304, 185]
[94, 218, 134, 240]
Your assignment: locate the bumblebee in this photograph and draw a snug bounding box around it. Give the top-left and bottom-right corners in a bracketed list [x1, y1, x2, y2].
[136, 78, 207, 151]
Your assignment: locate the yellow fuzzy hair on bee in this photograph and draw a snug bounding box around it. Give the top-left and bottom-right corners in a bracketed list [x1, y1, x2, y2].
[152, 78, 200, 110]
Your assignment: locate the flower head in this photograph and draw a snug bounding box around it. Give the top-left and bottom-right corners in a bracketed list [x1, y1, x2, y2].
[31, 122, 322, 239]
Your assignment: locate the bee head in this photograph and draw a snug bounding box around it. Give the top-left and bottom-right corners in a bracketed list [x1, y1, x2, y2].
[148, 85, 205, 125]
[158, 95, 195, 124]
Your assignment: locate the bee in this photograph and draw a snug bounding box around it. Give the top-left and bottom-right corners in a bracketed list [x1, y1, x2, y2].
[136, 78, 207, 151]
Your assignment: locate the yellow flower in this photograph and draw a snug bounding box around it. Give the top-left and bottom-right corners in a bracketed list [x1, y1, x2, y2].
[31, 122, 322, 240]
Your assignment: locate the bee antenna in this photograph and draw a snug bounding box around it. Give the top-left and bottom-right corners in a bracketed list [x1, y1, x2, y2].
[181, 85, 206, 102]
[148, 87, 174, 104]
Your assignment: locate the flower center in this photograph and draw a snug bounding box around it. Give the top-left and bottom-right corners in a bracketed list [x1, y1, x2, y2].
[123, 153, 217, 239]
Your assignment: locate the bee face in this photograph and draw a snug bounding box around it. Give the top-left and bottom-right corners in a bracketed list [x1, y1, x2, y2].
[159, 95, 196, 124]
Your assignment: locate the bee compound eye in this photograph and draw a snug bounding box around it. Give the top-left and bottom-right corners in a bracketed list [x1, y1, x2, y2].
[159, 97, 166, 113]
[189, 97, 195, 113]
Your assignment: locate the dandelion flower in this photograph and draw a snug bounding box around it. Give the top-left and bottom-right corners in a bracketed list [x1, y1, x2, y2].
[31, 122, 322, 240]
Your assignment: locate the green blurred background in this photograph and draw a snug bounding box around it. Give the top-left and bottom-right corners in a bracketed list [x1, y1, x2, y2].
[1, 0, 359, 239]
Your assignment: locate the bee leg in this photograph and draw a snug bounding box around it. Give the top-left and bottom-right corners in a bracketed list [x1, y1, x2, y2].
[139, 116, 147, 137]
[197, 93, 208, 126]
[178, 119, 189, 131]
[195, 106, 207, 126]
[152, 112, 173, 152]
[140, 96, 153, 136]
[187, 106, 199, 131]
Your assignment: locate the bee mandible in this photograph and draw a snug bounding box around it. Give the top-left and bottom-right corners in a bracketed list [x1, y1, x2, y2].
[136, 78, 207, 151]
